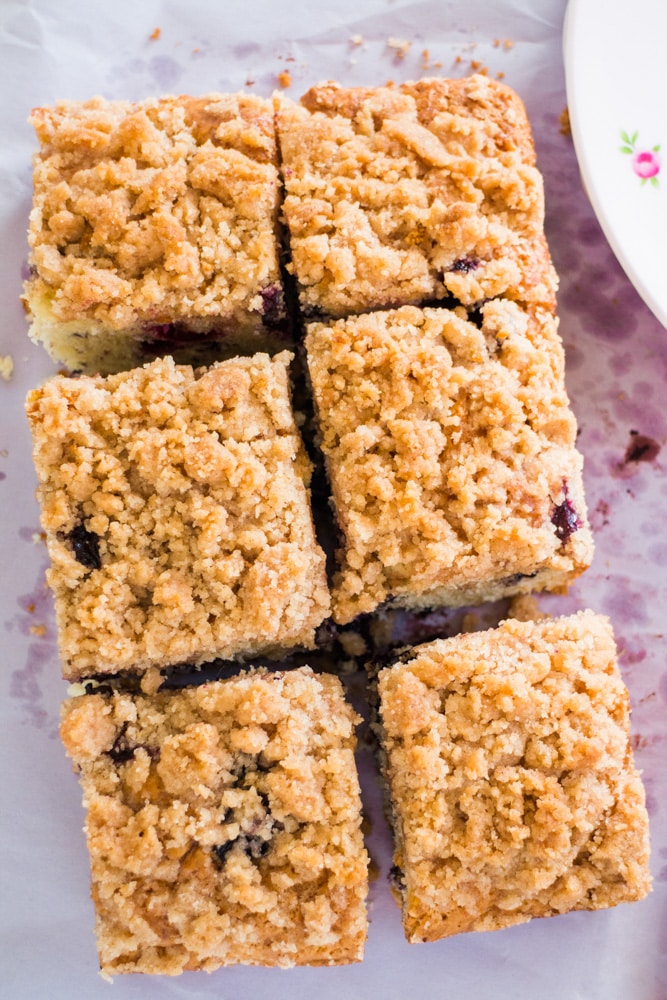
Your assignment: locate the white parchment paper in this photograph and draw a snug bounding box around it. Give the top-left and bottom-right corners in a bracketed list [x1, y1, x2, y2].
[1, 2, 665, 997]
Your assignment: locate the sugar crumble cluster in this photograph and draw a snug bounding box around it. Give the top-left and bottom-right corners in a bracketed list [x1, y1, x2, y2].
[22, 74, 650, 975]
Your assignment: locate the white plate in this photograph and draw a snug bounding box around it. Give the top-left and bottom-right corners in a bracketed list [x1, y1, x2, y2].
[564, 0, 667, 328]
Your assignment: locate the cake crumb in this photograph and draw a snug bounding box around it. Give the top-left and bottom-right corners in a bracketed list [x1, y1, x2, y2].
[387, 37, 412, 59]
[350, 33, 364, 46]
[0, 354, 14, 380]
[149, 27, 161, 41]
[503, 38, 515, 50]
[507, 594, 548, 623]
[30, 624, 47, 637]
[560, 107, 572, 137]
[277, 70, 292, 88]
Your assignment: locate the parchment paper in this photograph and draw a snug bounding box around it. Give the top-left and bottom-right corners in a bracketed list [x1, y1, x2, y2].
[1, 2, 665, 997]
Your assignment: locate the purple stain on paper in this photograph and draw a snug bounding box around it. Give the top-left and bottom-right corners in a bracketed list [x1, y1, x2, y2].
[8, 559, 59, 730]
[148, 55, 183, 89]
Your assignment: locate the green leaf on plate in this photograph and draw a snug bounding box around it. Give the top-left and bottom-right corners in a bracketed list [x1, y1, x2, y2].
[653, 145, 661, 152]
[620, 130, 631, 144]
[631, 131, 638, 145]
[620, 146, 633, 154]
[650, 176, 659, 188]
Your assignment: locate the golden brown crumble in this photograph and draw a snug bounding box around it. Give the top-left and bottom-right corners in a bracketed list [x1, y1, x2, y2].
[26, 353, 330, 678]
[25, 93, 284, 370]
[377, 612, 652, 942]
[277, 75, 556, 318]
[60, 667, 369, 973]
[305, 301, 593, 623]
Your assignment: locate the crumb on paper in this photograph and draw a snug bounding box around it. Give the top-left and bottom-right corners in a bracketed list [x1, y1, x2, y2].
[469, 60, 488, 74]
[560, 107, 572, 138]
[421, 48, 443, 71]
[32, 531, 47, 544]
[350, 33, 364, 47]
[508, 594, 548, 623]
[0, 354, 14, 381]
[277, 70, 292, 88]
[503, 38, 515, 50]
[246, 77, 255, 87]
[30, 624, 47, 637]
[387, 37, 412, 59]
[149, 27, 161, 42]
[496, 71, 505, 80]
[27, 603, 36, 613]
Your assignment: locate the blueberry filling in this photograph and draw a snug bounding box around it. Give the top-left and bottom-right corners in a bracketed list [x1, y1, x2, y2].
[501, 570, 540, 586]
[106, 723, 159, 764]
[260, 284, 286, 326]
[140, 322, 227, 352]
[449, 257, 480, 274]
[69, 522, 101, 570]
[550, 482, 582, 542]
[388, 864, 406, 894]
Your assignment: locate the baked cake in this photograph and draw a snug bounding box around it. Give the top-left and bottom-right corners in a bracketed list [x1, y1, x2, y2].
[26, 352, 330, 679]
[25, 93, 288, 373]
[277, 75, 556, 319]
[60, 666, 369, 973]
[305, 301, 593, 623]
[374, 611, 652, 942]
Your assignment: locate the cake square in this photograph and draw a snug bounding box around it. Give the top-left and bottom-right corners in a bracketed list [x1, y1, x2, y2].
[59, 666, 369, 974]
[277, 74, 556, 319]
[25, 93, 287, 374]
[375, 611, 652, 942]
[305, 301, 593, 624]
[26, 352, 330, 679]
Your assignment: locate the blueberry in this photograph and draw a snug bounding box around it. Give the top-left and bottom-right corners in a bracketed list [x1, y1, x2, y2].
[69, 522, 101, 570]
[389, 864, 406, 893]
[551, 484, 582, 542]
[450, 257, 480, 274]
[260, 284, 285, 325]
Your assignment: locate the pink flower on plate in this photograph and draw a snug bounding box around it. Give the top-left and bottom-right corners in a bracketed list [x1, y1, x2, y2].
[632, 149, 661, 179]
[620, 130, 661, 187]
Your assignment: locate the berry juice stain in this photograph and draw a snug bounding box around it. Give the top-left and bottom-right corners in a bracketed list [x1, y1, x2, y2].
[624, 431, 661, 465]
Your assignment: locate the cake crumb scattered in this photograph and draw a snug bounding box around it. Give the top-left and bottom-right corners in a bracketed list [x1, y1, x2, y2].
[387, 37, 412, 59]
[149, 27, 161, 41]
[560, 107, 572, 137]
[30, 624, 47, 637]
[503, 38, 515, 50]
[0, 354, 14, 380]
[350, 34, 364, 47]
[277, 70, 292, 88]
[508, 594, 548, 623]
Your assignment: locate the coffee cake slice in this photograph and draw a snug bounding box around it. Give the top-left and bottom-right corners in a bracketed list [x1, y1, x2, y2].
[25, 93, 287, 373]
[305, 301, 593, 624]
[375, 611, 652, 942]
[60, 666, 369, 973]
[277, 74, 556, 319]
[26, 352, 330, 679]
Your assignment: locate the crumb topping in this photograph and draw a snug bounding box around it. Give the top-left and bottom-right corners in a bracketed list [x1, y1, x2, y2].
[306, 302, 592, 622]
[26, 93, 281, 328]
[60, 667, 369, 973]
[26, 353, 330, 677]
[277, 75, 556, 316]
[377, 612, 652, 941]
